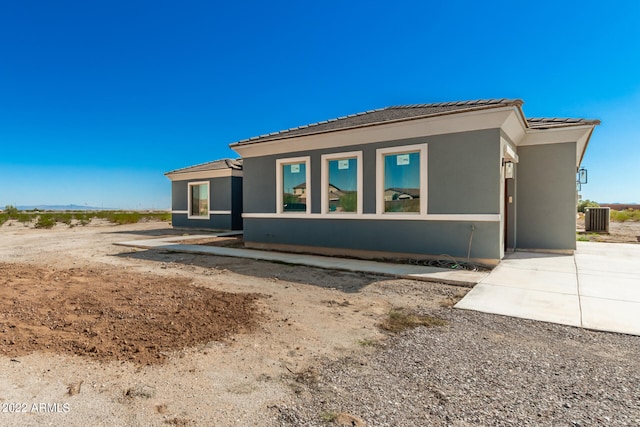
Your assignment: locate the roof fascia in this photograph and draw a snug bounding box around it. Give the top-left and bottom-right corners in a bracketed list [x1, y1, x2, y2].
[165, 168, 242, 182]
[231, 106, 517, 158]
[577, 126, 595, 167]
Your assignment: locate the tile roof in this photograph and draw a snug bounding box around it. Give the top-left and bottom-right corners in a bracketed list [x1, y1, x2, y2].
[232, 99, 523, 146]
[164, 158, 242, 176]
[230, 98, 600, 146]
[526, 117, 601, 129]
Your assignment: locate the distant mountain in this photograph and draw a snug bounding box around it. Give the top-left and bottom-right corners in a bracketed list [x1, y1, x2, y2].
[15, 204, 115, 211]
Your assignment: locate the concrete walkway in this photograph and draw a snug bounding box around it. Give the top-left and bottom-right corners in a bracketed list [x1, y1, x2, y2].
[115, 233, 488, 286]
[455, 242, 640, 336]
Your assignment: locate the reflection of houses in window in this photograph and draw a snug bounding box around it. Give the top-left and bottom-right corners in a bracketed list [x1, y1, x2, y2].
[290, 183, 308, 204]
[384, 188, 420, 201]
[283, 182, 308, 211]
[328, 184, 344, 203]
[293, 182, 307, 197]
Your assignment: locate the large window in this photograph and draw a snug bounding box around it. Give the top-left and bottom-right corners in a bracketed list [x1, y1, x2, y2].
[321, 151, 362, 214]
[276, 157, 311, 213]
[188, 181, 209, 219]
[377, 144, 427, 214]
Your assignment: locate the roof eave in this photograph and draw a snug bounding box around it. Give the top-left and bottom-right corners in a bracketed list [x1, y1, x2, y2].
[229, 100, 524, 148]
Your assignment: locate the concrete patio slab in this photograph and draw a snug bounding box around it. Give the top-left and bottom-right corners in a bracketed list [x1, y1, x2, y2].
[580, 297, 640, 336]
[480, 264, 578, 294]
[455, 283, 582, 327]
[456, 241, 640, 336]
[496, 252, 577, 273]
[579, 275, 640, 300]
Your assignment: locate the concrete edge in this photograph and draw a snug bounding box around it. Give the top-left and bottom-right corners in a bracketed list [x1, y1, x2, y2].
[114, 241, 484, 288]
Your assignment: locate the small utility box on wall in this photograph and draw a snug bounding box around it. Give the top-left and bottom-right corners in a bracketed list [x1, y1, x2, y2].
[505, 161, 514, 179]
[585, 207, 610, 233]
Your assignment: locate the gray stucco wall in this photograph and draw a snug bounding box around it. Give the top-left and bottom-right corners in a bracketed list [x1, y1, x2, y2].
[171, 176, 243, 230]
[172, 212, 233, 229]
[245, 218, 500, 260]
[242, 128, 503, 260]
[243, 129, 500, 215]
[516, 142, 577, 250]
[428, 134, 500, 214]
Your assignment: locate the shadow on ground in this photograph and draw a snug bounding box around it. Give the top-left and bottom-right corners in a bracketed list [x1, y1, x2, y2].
[103, 228, 225, 237]
[113, 248, 386, 293]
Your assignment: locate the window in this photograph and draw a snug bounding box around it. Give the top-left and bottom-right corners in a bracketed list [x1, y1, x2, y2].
[321, 151, 362, 214]
[188, 181, 209, 219]
[376, 144, 427, 214]
[276, 157, 311, 213]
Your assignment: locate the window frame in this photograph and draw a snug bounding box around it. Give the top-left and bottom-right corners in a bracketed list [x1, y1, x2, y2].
[187, 181, 210, 220]
[276, 156, 311, 214]
[376, 143, 428, 215]
[320, 151, 363, 215]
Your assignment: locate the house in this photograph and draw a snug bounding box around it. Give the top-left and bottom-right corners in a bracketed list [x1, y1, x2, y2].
[229, 99, 599, 265]
[165, 158, 243, 230]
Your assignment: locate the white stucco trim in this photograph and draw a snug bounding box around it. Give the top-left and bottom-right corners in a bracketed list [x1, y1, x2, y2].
[187, 181, 210, 220]
[172, 210, 232, 215]
[242, 213, 500, 222]
[502, 137, 519, 163]
[424, 214, 500, 222]
[276, 156, 311, 214]
[165, 168, 242, 182]
[320, 151, 363, 215]
[376, 143, 428, 215]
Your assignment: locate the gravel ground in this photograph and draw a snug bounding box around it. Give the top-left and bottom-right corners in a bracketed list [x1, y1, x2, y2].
[275, 308, 640, 426]
[3, 221, 640, 426]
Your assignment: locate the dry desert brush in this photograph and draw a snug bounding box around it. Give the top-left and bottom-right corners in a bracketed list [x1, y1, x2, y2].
[379, 307, 447, 333]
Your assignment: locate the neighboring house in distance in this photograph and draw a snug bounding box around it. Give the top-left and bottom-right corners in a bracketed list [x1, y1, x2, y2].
[165, 159, 243, 230]
[230, 99, 599, 265]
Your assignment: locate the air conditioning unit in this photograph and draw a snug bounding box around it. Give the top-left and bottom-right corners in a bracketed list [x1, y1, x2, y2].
[585, 207, 610, 233]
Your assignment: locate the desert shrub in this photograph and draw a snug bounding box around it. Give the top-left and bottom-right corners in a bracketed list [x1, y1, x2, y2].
[34, 214, 57, 229]
[153, 211, 172, 222]
[52, 212, 73, 225]
[94, 210, 169, 225]
[4, 205, 19, 217]
[72, 212, 92, 226]
[610, 209, 640, 222]
[1, 209, 169, 228]
[577, 199, 600, 213]
[96, 211, 141, 224]
[15, 212, 33, 223]
[379, 307, 446, 332]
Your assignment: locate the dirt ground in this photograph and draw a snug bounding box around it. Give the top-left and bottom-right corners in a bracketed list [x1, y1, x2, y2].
[0, 220, 463, 426]
[2, 219, 638, 426]
[0, 263, 261, 366]
[577, 216, 640, 243]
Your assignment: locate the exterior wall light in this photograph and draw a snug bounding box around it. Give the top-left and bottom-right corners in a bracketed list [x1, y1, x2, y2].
[578, 167, 588, 184]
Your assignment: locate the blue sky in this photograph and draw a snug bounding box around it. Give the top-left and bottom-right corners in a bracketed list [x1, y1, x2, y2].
[1, 0, 639, 209]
